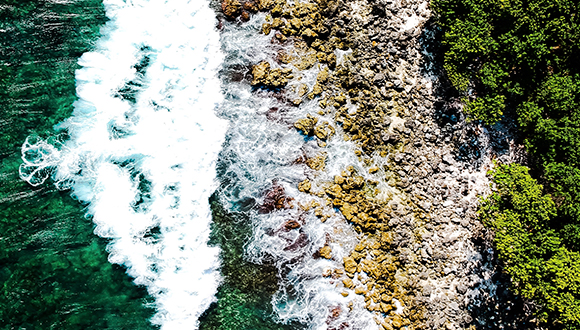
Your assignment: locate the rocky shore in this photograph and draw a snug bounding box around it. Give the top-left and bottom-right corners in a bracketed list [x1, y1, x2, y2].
[216, 0, 537, 328]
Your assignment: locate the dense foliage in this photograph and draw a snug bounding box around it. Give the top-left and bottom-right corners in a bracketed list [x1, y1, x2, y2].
[432, 0, 580, 327]
[481, 164, 580, 328]
[432, 0, 580, 124]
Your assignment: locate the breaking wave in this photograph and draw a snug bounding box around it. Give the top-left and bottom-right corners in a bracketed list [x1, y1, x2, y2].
[20, 0, 227, 328]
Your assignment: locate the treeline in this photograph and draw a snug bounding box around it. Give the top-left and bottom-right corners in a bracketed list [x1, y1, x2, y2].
[432, 0, 580, 328]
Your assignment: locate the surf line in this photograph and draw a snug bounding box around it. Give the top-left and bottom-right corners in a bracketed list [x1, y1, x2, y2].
[19, 0, 227, 328]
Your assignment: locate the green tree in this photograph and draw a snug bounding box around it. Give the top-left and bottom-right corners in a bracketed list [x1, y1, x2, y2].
[482, 164, 580, 328]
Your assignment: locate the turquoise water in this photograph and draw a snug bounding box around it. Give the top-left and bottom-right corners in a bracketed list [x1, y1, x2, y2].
[0, 0, 155, 328]
[0, 1, 301, 329]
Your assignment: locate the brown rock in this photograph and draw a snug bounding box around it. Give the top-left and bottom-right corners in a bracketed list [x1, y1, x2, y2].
[297, 179, 311, 192]
[240, 10, 250, 21]
[301, 28, 318, 39]
[294, 114, 318, 135]
[256, 0, 274, 10]
[251, 61, 271, 85]
[313, 121, 335, 140]
[319, 245, 332, 259]
[262, 23, 272, 35]
[243, 1, 258, 12]
[340, 203, 357, 221]
[277, 50, 293, 64]
[289, 17, 302, 29]
[271, 17, 284, 29]
[294, 52, 317, 70]
[251, 61, 290, 88]
[351, 251, 365, 261]
[260, 180, 293, 213]
[392, 315, 402, 328]
[305, 154, 326, 170]
[297, 83, 309, 97]
[342, 278, 354, 288]
[343, 256, 357, 273]
[380, 302, 392, 313]
[283, 220, 301, 230]
[326, 53, 337, 68]
[354, 286, 367, 295]
[325, 184, 343, 198]
[264, 68, 289, 87]
[308, 83, 324, 99]
[221, 0, 241, 19]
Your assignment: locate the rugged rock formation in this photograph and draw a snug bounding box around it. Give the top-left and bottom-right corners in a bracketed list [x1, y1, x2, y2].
[220, 0, 532, 328]
[251, 61, 293, 88]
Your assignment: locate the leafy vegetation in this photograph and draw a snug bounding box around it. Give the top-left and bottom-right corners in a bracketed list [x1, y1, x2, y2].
[481, 164, 580, 327]
[432, 0, 579, 124]
[432, 0, 580, 327]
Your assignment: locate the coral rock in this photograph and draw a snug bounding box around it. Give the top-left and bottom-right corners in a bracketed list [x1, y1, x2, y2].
[319, 245, 332, 259]
[221, 0, 242, 19]
[344, 256, 357, 273]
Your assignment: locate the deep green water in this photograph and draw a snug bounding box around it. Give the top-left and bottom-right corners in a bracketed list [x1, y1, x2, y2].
[0, 1, 301, 329]
[199, 194, 304, 330]
[0, 1, 155, 328]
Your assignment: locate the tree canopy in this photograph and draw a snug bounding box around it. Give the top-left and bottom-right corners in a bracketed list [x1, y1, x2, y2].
[433, 0, 580, 327]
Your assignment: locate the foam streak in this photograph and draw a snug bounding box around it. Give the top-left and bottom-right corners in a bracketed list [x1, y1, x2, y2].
[20, 0, 227, 328]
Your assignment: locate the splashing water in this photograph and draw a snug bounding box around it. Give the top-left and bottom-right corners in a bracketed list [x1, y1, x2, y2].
[214, 13, 378, 330]
[19, 0, 227, 328]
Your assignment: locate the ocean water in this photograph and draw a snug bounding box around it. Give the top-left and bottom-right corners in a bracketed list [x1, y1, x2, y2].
[1, 0, 379, 328]
[2, 0, 307, 328]
[0, 0, 155, 329]
[17, 0, 229, 328]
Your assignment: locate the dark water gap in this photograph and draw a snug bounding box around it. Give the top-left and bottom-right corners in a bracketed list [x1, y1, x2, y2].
[199, 192, 306, 330]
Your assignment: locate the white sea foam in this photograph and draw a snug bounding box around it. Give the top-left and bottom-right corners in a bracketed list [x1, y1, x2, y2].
[216, 13, 378, 330]
[20, 0, 227, 328]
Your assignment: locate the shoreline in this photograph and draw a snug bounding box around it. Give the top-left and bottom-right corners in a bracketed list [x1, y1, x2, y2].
[214, 0, 536, 328]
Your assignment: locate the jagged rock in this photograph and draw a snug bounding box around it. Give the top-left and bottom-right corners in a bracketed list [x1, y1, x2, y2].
[354, 286, 367, 295]
[298, 179, 311, 192]
[305, 153, 326, 170]
[221, 0, 241, 19]
[343, 256, 357, 273]
[301, 28, 318, 39]
[251, 61, 270, 85]
[256, 0, 274, 10]
[283, 220, 301, 230]
[294, 114, 318, 135]
[308, 83, 324, 99]
[319, 245, 332, 259]
[251, 61, 291, 88]
[243, 1, 258, 12]
[262, 23, 272, 35]
[260, 181, 293, 213]
[314, 121, 335, 140]
[343, 277, 354, 288]
[297, 83, 309, 97]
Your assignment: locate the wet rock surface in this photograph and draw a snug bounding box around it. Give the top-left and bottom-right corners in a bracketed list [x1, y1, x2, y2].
[217, 0, 538, 329]
[251, 61, 293, 88]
